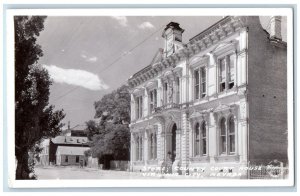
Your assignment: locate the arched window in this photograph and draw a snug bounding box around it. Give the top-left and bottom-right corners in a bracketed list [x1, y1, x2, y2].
[194, 121, 208, 157]
[201, 122, 207, 155]
[139, 136, 143, 161]
[228, 116, 235, 153]
[153, 132, 157, 159]
[149, 132, 157, 160]
[194, 123, 200, 156]
[220, 118, 227, 154]
[136, 136, 139, 161]
[219, 116, 236, 155]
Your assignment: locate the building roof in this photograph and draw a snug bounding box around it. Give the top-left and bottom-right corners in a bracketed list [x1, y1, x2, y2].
[51, 136, 89, 145]
[56, 146, 90, 156]
[71, 124, 88, 131]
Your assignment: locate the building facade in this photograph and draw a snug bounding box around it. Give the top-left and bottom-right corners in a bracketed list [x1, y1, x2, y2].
[128, 16, 287, 177]
[56, 146, 90, 166]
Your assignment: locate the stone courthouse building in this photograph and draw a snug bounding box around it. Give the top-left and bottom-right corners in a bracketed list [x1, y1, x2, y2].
[127, 16, 287, 177]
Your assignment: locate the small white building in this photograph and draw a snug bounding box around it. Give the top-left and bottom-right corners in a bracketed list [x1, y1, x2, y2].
[56, 146, 90, 166]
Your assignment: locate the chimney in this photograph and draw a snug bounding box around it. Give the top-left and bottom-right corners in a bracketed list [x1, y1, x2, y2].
[269, 16, 282, 40]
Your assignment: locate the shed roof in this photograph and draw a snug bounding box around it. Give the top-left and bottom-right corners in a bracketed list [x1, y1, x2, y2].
[51, 136, 88, 145]
[56, 146, 90, 156]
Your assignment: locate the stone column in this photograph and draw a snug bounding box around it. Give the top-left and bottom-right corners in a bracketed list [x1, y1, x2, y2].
[239, 100, 248, 164]
[144, 131, 149, 165]
[180, 111, 190, 174]
[209, 112, 217, 163]
[175, 129, 182, 160]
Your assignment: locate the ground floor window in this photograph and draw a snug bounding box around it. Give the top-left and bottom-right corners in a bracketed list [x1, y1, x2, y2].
[219, 116, 236, 155]
[194, 121, 207, 157]
[136, 136, 143, 161]
[65, 155, 68, 163]
[149, 132, 157, 160]
[76, 155, 79, 163]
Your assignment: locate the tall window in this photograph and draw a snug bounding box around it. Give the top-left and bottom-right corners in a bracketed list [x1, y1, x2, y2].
[219, 53, 235, 92]
[149, 89, 157, 114]
[136, 136, 139, 161]
[176, 77, 180, 103]
[228, 55, 235, 89]
[200, 67, 206, 98]
[219, 58, 226, 92]
[194, 123, 200, 156]
[219, 116, 236, 155]
[194, 70, 200, 100]
[136, 136, 143, 161]
[194, 121, 207, 157]
[65, 155, 68, 163]
[163, 82, 168, 105]
[76, 156, 79, 163]
[194, 67, 207, 100]
[220, 118, 227, 154]
[139, 136, 143, 161]
[228, 116, 235, 153]
[150, 133, 157, 160]
[135, 96, 143, 119]
[201, 122, 207, 155]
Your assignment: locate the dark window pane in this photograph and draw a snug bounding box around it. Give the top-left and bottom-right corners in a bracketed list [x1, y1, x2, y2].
[229, 117, 235, 133]
[221, 136, 226, 153]
[220, 118, 226, 135]
[229, 135, 235, 153]
[202, 139, 207, 155]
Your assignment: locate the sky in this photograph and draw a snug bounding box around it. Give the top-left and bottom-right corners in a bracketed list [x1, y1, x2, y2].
[36, 16, 287, 128]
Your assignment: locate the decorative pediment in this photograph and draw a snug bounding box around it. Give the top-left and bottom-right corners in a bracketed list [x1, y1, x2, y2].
[189, 109, 210, 127]
[145, 80, 158, 90]
[212, 103, 238, 121]
[189, 55, 209, 69]
[132, 87, 145, 96]
[211, 41, 238, 57]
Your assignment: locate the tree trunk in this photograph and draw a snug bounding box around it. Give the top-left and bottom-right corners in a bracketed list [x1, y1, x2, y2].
[15, 150, 30, 180]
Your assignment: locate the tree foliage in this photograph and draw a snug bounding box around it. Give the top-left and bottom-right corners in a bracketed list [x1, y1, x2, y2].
[86, 85, 130, 161]
[15, 16, 65, 179]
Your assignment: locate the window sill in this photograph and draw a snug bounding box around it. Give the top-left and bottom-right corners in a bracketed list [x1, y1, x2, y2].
[146, 159, 158, 165]
[132, 161, 144, 165]
[214, 155, 240, 162]
[217, 87, 237, 97]
[190, 156, 210, 163]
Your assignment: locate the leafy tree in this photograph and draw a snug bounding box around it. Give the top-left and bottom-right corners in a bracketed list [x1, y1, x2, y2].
[15, 16, 65, 179]
[87, 85, 130, 163]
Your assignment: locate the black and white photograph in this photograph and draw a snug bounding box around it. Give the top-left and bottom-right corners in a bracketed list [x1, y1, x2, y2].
[4, 7, 294, 188]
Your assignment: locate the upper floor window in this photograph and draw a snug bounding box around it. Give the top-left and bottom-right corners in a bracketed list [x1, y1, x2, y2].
[194, 67, 207, 100]
[218, 53, 235, 92]
[149, 89, 157, 114]
[135, 96, 143, 119]
[163, 82, 168, 105]
[194, 121, 207, 157]
[219, 116, 236, 155]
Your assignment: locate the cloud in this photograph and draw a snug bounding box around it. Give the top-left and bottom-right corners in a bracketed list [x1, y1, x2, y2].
[110, 16, 128, 27]
[86, 56, 98, 63]
[43, 65, 109, 91]
[81, 52, 98, 63]
[138, 22, 155, 29]
[122, 51, 132, 56]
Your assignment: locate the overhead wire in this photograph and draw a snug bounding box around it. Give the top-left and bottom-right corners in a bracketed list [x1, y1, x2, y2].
[52, 20, 169, 102]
